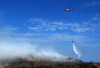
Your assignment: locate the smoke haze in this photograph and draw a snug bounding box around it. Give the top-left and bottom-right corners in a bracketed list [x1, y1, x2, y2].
[0, 30, 65, 61]
[0, 27, 84, 62]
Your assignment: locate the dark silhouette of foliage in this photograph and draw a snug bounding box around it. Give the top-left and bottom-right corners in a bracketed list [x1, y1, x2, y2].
[2, 61, 100, 68]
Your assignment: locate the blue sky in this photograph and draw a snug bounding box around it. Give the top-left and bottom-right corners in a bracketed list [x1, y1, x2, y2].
[0, 0, 100, 62]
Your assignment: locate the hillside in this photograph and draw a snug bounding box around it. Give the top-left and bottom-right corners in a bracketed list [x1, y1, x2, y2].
[0, 57, 100, 68]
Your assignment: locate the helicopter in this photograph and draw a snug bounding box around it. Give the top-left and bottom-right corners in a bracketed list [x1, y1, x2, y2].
[64, 6, 75, 11]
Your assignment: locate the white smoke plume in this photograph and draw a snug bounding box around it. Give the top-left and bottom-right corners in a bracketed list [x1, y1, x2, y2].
[0, 27, 82, 62]
[0, 36, 65, 61]
[72, 43, 82, 58]
[0, 28, 65, 61]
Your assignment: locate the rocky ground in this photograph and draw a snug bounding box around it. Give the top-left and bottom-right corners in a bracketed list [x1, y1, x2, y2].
[0, 57, 100, 68]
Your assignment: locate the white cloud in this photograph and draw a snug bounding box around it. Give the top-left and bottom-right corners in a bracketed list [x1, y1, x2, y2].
[28, 26, 42, 31]
[17, 32, 87, 43]
[48, 27, 56, 31]
[92, 14, 100, 21]
[27, 18, 70, 31]
[0, 26, 19, 31]
[27, 18, 44, 24]
[72, 28, 90, 33]
[0, 26, 19, 36]
[81, 1, 100, 8]
[52, 22, 64, 25]
[27, 17, 100, 33]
